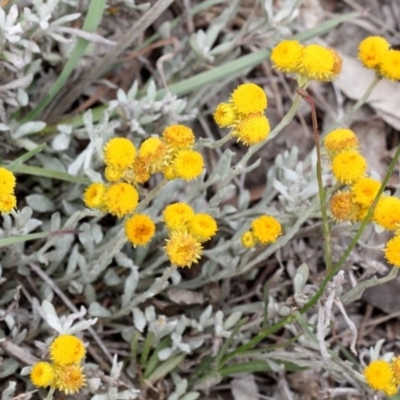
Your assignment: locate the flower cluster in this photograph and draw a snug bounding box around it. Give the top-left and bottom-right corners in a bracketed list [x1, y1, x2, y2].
[270, 40, 342, 83]
[0, 167, 17, 213]
[241, 215, 282, 248]
[213, 83, 270, 146]
[30, 334, 86, 394]
[163, 202, 217, 267]
[358, 36, 400, 81]
[364, 357, 400, 396]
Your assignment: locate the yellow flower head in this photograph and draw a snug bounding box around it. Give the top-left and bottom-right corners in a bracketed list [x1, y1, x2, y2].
[391, 356, 400, 384]
[213, 103, 236, 127]
[139, 137, 167, 172]
[251, 215, 282, 245]
[103, 137, 136, 169]
[125, 214, 156, 247]
[270, 40, 303, 73]
[230, 83, 267, 116]
[104, 182, 139, 218]
[189, 214, 217, 242]
[351, 177, 381, 207]
[323, 128, 359, 157]
[163, 164, 177, 181]
[173, 150, 204, 180]
[132, 156, 151, 184]
[379, 49, 400, 81]
[331, 150, 367, 184]
[165, 232, 203, 268]
[329, 191, 358, 222]
[363, 359, 397, 396]
[373, 196, 400, 231]
[104, 165, 124, 182]
[163, 202, 195, 231]
[0, 193, 16, 213]
[30, 362, 55, 388]
[241, 231, 255, 248]
[53, 364, 86, 395]
[162, 125, 195, 150]
[83, 182, 107, 209]
[234, 114, 270, 146]
[299, 44, 340, 82]
[358, 36, 390, 69]
[384, 235, 400, 268]
[49, 334, 86, 365]
[0, 167, 16, 194]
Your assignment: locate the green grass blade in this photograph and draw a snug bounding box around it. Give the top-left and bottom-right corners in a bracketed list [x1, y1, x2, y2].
[147, 353, 186, 383]
[22, 0, 107, 122]
[0, 232, 50, 248]
[8, 143, 46, 166]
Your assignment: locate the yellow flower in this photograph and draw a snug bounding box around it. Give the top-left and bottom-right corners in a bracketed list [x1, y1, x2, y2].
[162, 125, 195, 150]
[125, 214, 156, 247]
[53, 363, 86, 395]
[251, 215, 282, 244]
[49, 334, 86, 365]
[331, 150, 367, 184]
[139, 137, 167, 173]
[104, 165, 124, 182]
[165, 232, 203, 268]
[323, 128, 359, 157]
[270, 40, 303, 73]
[241, 231, 255, 248]
[30, 362, 55, 388]
[329, 191, 357, 222]
[379, 49, 400, 81]
[189, 214, 217, 242]
[391, 356, 400, 384]
[351, 177, 381, 207]
[0, 193, 16, 213]
[299, 44, 341, 82]
[163, 164, 177, 181]
[230, 83, 267, 116]
[373, 196, 400, 231]
[104, 182, 139, 218]
[385, 235, 400, 267]
[0, 167, 16, 193]
[132, 156, 151, 184]
[103, 137, 136, 169]
[163, 202, 195, 231]
[213, 103, 236, 127]
[233, 114, 270, 146]
[363, 359, 397, 396]
[358, 36, 390, 69]
[83, 182, 107, 209]
[173, 150, 204, 180]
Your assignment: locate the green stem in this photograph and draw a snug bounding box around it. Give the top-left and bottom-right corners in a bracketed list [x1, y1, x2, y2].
[136, 178, 168, 212]
[44, 388, 55, 400]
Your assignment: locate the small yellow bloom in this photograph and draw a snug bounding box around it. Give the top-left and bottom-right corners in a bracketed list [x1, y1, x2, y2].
[270, 40, 303, 73]
[363, 359, 397, 396]
[104, 165, 124, 182]
[323, 128, 359, 157]
[173, 150, 204, 180]
[125, 214, 156, 247]
[379, 49, 400, 81]
[230, 83, 267, 116]
[162, 125, 195, 150]
[234, 114, 270, 146]
[165, 232, 203, 268]
[391, 356, 400, 384]
[132, 156, 151, 184]
[351, 177, 381, 207]
[213, 103, 236, 127]
[251, 215, 282, 245]
[358, 36, 390, 69]
[103, 137, 136, 169]
[163, 164, 177, 181]
[189, 214, 217, 242]
[331, 150, 367, 184]
[30, 361, 55, 388]
[49, 334, 86, 365]
[241, 231, 255, 248]
[299, 44, 340, 82]
[0, 167, 16, 193]
[384, 235, 400, 267]
[0, 193, 16, 213]
[139, 137, 167, 173]
[373, 196, 400, 231]
[53, 363, 86, 395]
[329, 191, 357, 222]
[163, 202, 195, 231]
[83, 182, 107, 209]
[104, 182, 139, 218]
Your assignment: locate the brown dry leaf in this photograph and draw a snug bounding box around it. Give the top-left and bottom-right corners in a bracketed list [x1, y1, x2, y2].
[167, 288, 204, 305]
[336, 53, 400, 130]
